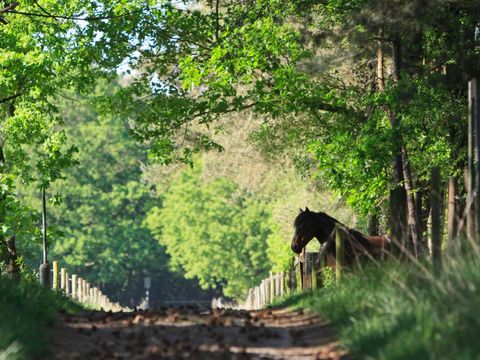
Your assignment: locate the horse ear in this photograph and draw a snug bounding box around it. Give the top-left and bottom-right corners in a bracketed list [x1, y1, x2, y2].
[305, 207, 310, 213]
[299, 208, 304, 213]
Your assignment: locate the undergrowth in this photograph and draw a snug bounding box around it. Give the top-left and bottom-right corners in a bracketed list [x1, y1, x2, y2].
[276, 251, 480, 360]
[0, 276, 82, 360]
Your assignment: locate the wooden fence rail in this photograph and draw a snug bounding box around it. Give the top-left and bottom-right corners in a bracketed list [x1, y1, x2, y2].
[47, 260, 127, 312]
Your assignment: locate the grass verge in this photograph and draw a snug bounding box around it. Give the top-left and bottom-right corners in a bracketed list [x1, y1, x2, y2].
[275, 253, 480, 360]
[0, 276, 82, 360]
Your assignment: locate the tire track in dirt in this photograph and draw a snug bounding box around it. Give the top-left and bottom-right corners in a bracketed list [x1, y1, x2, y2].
[48, 307, 351, 359]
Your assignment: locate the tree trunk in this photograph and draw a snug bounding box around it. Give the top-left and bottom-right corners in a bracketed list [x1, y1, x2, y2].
[402, 147, 422, 256]
[391, 35, 421, 256]
[2, 100, 19, 276]
[390, 35, 405, 186]
[6, 236, 19, 277]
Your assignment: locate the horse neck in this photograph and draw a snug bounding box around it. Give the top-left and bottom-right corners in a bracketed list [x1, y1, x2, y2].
[312, 212, 339, 241]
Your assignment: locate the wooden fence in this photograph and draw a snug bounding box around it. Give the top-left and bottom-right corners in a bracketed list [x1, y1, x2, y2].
[49, 260, 126, 312]
[242, 252, 320, 310]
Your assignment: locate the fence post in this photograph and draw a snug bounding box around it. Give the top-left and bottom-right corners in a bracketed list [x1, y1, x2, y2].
[52, 261, 59, 289]
[305, 253, 314, 289]
[298, 248, 306, 290]
[269, 272, 274, 302]
[335, 224, 346, 281]
[389, 186, 409, 257]
[82, 279, 87, 302]
[288, 257, 295, 292]
[65, 271, 70, 295]
[77, 277, 83, 301]
[87, 282, 91, 303]
[431, 167, 442, 276]
[71, 274, 77, 299]
[60, 267, 66, 291]
[447, 177, 458, 247]
[280, 271, 285, 296]
[261, 279, 266, 305]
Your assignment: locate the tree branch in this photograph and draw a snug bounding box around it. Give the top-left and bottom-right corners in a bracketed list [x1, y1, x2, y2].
[0, 93, 21, 104]
[0, 2, 19, 14]
[5, 9, 140, 21]
[215, 0, 220, 42]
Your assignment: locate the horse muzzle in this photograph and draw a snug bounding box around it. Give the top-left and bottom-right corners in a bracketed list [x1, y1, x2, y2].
[291, 242, 303, 254]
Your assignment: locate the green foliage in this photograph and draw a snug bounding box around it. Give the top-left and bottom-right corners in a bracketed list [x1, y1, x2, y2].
[146, 163, 278, 297]
[0, 0, 153, 271]
[320, 266, 335, 288]
[98, 0, 478, 223]
[0, 276, 81, 360]
[278, 254, 480, 360]
[31, 87, 166, 304]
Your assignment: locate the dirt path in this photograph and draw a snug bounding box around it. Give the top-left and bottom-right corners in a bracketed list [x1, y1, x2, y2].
[49, 307, 350, 359]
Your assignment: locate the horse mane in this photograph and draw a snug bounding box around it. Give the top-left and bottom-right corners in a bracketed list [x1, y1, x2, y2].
[294, 210, 342, 228]
[295, 209, 373, 249]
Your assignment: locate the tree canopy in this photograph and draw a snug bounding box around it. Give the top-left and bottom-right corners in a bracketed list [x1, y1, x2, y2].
[1, 0, 479, 299]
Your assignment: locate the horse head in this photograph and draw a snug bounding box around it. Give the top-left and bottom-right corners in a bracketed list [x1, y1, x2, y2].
[291, 208, 338, 254]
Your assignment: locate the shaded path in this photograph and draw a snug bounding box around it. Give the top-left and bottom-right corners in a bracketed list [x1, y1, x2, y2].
[49, 307, 350, 359]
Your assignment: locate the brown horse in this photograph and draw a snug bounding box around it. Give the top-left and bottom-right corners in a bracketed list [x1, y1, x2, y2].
[291, 208, 390, 265]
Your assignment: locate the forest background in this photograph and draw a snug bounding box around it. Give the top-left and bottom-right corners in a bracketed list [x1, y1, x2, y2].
[0, 0, 478, 304]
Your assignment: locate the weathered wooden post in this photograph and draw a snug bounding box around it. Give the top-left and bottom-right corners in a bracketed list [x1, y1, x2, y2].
[52, 261, 59, 289]
[60, 267, 66, 291]
[262, 279, 266, 305]
[280, 271, 285, 296]
[288, 257, 296, 292]
[275, 273, 280, 298]
[269, 272, 275, 302]
[65, 271, 70, 295]
[299, 249, 305, 290]
[71, 274, 77, 298]
[83, 280, 87, 302]
[389, 187, 409, 257]
[267, 278, 272, 304]
[431, 167, 442, 276]
[39, 186, 50, 288]
[312, 261, 317, 290]
[447, 177, 459, 247]
[335, 224, 346, 281]
[89, 288, 93, 303]
[257, 285, 262, 309]
[304, 252, 315, 289]
[77, 277, 83, 301]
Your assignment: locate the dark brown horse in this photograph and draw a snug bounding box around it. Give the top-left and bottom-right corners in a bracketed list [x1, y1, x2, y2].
[291, 208, 390, 265]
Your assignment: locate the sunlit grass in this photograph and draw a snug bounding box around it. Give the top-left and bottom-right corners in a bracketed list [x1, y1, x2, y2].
[275, 246, 480, 359]
[0, 277, 82, 360]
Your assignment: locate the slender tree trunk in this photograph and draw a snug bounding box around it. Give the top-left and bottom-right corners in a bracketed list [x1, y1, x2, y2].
[6, 236, 19, 277]
[2, 101, 19, 276]
[390, 35, 405, 186]
[390, 35, 422, 255]
[402, 147, 422, 256]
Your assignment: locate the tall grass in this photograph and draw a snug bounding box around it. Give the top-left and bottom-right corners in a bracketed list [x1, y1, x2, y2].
[278, 249, 480, 359]
[0, 276, 81, 360]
